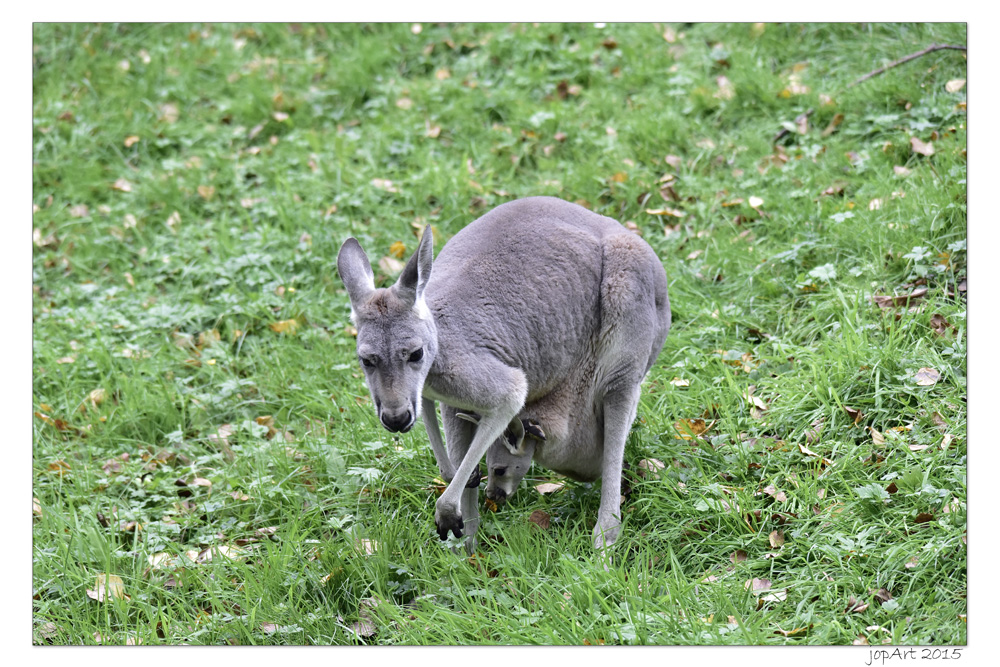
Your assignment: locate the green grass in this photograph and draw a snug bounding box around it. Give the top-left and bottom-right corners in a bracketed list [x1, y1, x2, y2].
[32, 22, 967, 645]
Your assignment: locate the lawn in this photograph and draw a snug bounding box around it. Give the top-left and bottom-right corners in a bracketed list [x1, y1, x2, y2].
[32, 22, 967, 645]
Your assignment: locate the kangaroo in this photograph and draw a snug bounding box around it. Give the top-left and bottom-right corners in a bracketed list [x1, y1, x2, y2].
[337, 196, 670, 552]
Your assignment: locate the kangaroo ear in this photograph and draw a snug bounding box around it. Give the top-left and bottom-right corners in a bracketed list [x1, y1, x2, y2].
[395, 224, 434, 306]
[503, 417, 528, 456]
[523, 418, 546, 441]
[337, 238, 375, 308]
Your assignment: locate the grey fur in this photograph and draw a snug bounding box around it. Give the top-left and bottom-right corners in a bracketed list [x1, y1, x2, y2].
[337, 196, 670, 552]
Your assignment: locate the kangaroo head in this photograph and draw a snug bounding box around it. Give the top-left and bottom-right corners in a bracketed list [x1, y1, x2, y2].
[337, 225, 437, 433]
[478, 416, 545, 503]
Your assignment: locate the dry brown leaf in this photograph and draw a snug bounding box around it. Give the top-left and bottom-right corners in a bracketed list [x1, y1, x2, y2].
[731, 549, 748, 564]
[768, 530, 785, 548]
[669, 377, 690, 388]
[929, 313, 955, 337]
[872, 287, 928, 309]
[914, 512, 935, 524]
[844, 406, 864, 425]
[870, 426, 885, 446]
[197, 185, 215, 200]
[845, 597, 869, 614]
[528, 509, 551, 530]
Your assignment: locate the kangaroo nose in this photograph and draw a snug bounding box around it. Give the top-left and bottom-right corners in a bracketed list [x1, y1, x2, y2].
[487, 486, 507, 503]
[380, 409, 413, 433]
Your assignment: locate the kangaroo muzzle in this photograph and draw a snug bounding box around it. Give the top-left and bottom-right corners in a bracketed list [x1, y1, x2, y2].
[379, 406, 414, 433]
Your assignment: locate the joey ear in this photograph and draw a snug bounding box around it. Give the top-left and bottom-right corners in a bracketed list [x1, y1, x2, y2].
[395, 224, 434, 306]
[523, 418, 546, 441]
[502, 417, 527, 456]
[337, 238, 375, 307]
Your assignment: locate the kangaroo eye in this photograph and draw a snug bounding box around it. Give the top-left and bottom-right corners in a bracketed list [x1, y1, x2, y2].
[360, 356, 375, 369]
[408, 348, 424, 363]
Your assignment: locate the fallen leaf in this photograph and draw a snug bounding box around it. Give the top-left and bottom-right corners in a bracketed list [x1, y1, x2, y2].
[269, 319, 301, 335]
[775, 625, 811, 637]
[378, 255, 405, 276]
[159, 103, 179, 123]
[124, 135, 140, 147]
[731, 550, 748, 564]
[845, 597, 869, 614]
[870, 427, 885, 446]
[748, 196, 764, 208]
[715, 75, 735, 100]
[821, 113, 844, 137]
[868, 198, 883, 211]
[528, 509, 551, 530]
[745, 577, 771, 592]
[354, 538, 378, 556]
[86, 573, 130, 602]
[929, 313, 955, 337]
[844, 406, 864, 425]
[872, 287, 927, 309]
[768, 530, 784, 548]
[945, 79, 966, 93]
[197, 185, 215, 200]
[910, 136, 935, 157]
[905, 556, 919, 569]
[914, 512, 935, 524]
[534, 482, 565, 495]
[637, 459, 665, 478]
[646, 207, 686, 218]
[893, 165, 912, 177]
[371, 178, 400, 193]
[914, 367, 940, 386]
[854, 634, 870, 645]
[870, 587, 893, 604]
[669, 377, 690, 388]
[675, 418, 709, 439]
[33, 497, 43, 519]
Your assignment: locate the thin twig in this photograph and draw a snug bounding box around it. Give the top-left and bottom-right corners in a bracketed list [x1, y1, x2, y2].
[772, 42, 967, 144]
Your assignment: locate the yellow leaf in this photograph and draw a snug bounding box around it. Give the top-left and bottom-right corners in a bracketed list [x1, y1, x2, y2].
[123, 135, 140, 147]
[87, 573, 129, 602]
[388, 241, 407, 259]
[269, 319, 301, 335]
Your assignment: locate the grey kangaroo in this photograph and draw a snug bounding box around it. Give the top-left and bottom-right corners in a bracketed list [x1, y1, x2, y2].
[337, 196, 670, 552]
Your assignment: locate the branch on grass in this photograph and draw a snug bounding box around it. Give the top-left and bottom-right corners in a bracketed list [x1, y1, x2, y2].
[772, 42, 967, 144]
